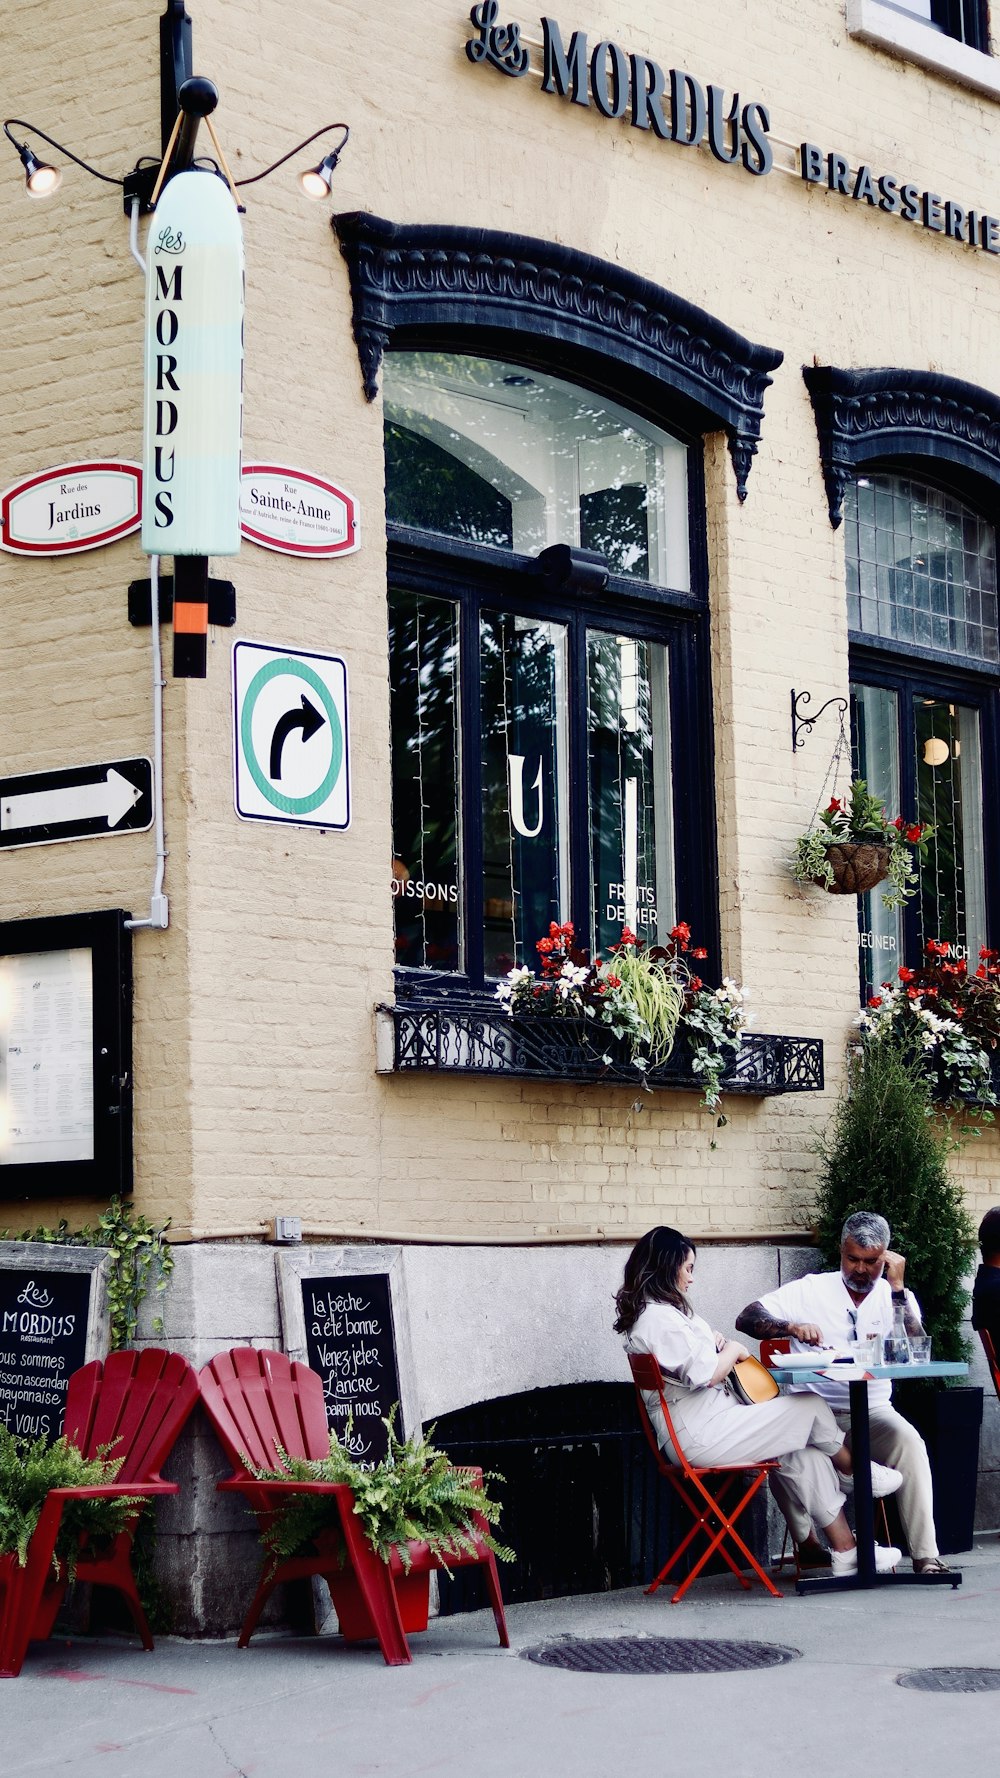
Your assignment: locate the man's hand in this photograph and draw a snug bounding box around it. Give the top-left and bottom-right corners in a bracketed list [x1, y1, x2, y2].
[883, 1250, 906, 1291]
[787, 1321, 824, 1345]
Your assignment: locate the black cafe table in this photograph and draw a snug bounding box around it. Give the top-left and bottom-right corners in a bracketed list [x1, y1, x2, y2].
[769, 1358, 967, 1593]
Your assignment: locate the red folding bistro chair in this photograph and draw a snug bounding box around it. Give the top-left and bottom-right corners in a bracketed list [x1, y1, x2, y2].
[628, 1350, 781, 1603]
[199, 1348, 509, 1666]
[0, 1348, 199, 1677]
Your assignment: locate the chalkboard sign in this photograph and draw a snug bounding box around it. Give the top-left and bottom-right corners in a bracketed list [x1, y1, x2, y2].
[301, 1272, 402, 1465]
[0, 1262, 99, 1439]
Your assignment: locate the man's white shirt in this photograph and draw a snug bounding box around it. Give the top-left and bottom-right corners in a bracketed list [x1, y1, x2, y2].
[756, 1271, 921, 1410]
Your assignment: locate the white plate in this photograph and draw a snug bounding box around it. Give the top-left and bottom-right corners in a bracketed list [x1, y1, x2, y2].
[768, 1349, 837, 1368]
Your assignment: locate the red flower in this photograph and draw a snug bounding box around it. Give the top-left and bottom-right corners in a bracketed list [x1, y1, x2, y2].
[906, 987, 920, 1000]
[536, 938, 555, 955]
[605, 973, 622, 989]
[906, 824, 923, 843]
[692, 947, 708, 960]
[868, 996, 883, 1009]
[826, 798, 843, 814]
[670, 922, 691, 943]
[689, 975, 703, 992]
[619, 926, 638, 947]
[898, 967, 915, 983]
[893, 816, 905, 831]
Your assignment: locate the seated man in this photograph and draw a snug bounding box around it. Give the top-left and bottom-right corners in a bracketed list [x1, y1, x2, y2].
[972, 1207, 1000, 1358]
[735, 1210, 951, 1576]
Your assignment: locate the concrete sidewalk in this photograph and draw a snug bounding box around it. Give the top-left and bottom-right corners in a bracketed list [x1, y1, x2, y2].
[7, 1538, 1000, 1778]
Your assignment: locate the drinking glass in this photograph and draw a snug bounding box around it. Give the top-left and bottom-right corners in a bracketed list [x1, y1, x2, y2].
[909, 1334, 932, 1365]
[882, 1333, 911, 1364]
[855, 1334, 879, 1366]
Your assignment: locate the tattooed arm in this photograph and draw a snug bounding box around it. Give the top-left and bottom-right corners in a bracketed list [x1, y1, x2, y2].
[735, 1302, 825, 1345]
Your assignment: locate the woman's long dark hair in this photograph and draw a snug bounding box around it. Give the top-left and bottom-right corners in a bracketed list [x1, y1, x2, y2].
[613, 1226, 695, 1333]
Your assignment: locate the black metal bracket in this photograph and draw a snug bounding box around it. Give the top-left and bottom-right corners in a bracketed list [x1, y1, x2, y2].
[791, 688, 849, 753]
[122, 163, 160, 216]
[128, 574, 237, 627]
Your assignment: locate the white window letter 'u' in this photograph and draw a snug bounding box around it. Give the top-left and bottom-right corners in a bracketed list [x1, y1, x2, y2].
[508, 755, 544, 838]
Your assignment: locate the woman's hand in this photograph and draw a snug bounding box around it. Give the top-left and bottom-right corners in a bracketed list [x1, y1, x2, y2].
[710, 1338, 750, 1386]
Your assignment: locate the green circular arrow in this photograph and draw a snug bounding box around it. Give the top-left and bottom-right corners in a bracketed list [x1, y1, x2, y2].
[240, 657, 343, 814]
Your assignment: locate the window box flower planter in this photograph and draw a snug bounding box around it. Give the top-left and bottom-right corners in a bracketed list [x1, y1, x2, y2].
[375, 994, 824, 1097]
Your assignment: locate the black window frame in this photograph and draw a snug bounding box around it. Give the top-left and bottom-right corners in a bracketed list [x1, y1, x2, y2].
[387, 417, 717, 991]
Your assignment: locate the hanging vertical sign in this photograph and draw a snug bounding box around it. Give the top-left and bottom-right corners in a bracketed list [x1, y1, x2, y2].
[141, 170, 244, 557]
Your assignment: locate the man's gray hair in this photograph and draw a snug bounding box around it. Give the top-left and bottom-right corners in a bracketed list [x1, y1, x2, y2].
[841, 1210, 891, 1250]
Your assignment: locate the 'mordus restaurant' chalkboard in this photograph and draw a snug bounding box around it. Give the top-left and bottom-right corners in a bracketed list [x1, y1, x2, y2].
[0, 1264, 95, 1439]
[301, 1272, 402, 1464]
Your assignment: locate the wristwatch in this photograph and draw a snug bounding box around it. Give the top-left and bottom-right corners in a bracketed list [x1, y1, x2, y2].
[891, 1288, 907, 1303]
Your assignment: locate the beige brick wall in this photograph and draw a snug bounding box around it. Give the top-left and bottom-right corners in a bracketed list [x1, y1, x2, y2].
[2, 0, 998, 1243]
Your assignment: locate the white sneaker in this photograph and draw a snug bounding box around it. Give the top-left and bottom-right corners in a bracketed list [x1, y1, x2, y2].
[830, 1543, 901, 1576]
[840, 1461, 903, 1499]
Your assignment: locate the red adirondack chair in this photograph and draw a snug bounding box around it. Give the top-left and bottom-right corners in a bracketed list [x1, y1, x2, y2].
[198, 1347, 510, 1666]
[0, 1347, 199, 1678]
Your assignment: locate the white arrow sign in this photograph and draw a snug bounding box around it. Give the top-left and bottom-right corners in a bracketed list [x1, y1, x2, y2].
[2, 768, 144, 835]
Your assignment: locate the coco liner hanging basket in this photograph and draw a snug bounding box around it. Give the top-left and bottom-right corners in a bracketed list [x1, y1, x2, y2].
[816, 842, 891, 897]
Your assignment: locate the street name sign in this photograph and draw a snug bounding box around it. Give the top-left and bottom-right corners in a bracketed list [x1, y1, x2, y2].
[0, 462, 142, 556]
[0, 759, 153, 850]
[240, 464, 360, 558]
[233, 639, 351, 830]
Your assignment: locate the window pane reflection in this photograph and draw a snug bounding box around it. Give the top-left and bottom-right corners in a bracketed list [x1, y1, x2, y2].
[480, 613, 569, 975]
[852, 682, 902, 1000]
[844, 473, 997, 663]
[383, 352, 689, 588]
[914, 698, 986, 961]
[389, 590, 462, 971]
[589, 633, 674, 951]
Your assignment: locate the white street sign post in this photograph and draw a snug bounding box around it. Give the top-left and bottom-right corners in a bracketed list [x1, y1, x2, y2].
[232, 640, 350, 830]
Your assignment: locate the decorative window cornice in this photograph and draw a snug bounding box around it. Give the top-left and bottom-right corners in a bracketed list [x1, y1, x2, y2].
[804, 365, 1000, 527]
[334, 212, 782, 500]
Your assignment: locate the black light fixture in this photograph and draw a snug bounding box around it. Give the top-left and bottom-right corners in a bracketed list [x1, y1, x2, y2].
[2, 110, 349, 213]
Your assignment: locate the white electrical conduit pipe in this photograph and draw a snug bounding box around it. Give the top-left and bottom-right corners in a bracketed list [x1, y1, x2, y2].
[124, 198, 169, 932]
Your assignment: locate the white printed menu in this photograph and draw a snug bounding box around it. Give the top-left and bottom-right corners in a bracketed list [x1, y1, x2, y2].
[0, 948, 93, 1164]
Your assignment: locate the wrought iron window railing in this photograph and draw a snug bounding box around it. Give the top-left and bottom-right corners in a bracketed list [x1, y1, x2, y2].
[376, 990, 824, 1096]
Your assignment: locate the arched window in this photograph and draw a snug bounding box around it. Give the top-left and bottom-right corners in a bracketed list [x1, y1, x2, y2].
[386, 352, 692, 978]
[845, 472, 996, 995]
[337, 215, 781, 990]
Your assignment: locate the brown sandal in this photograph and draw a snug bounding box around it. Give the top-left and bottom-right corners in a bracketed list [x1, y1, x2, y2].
[913, 1556, 958, 1575]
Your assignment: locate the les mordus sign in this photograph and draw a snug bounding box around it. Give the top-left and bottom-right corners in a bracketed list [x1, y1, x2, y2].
[467, 7, 1000, 258]
[141, 170, 245, 557]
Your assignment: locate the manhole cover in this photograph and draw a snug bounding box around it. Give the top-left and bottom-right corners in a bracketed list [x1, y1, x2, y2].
[897, 1668, 1000, 1694]
[522, 1636, 801, 1675]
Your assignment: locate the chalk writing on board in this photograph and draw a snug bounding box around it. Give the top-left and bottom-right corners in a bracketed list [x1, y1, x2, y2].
[301, 1273, 402, 1465]
[0, 1268, 92, 1439]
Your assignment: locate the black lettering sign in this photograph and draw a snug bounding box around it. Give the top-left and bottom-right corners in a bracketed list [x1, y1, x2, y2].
[0, 1268, 92, 1439]
[301, 1273, 402, 1465]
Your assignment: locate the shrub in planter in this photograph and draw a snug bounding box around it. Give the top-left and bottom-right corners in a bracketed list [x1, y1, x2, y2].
[247, 1413, 514, 1578]
[0, 1426, 139, 1577]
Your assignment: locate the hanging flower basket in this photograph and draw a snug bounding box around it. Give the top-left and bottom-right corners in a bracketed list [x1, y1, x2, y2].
[791, 780, 932, 911]
[818, 841, 892, 897]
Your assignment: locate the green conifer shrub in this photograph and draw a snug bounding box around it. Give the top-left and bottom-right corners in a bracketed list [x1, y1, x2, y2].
[813, 1036, 977, 1362]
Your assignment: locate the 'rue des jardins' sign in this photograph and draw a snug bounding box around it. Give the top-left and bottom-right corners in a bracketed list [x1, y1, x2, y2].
[466, 6, 1000, 258]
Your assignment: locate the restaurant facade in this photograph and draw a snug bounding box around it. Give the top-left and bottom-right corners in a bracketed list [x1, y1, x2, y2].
[2, 0, 999, 1626]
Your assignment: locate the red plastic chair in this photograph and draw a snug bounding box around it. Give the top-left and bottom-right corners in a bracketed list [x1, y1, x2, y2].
[628, 1350, 781, 1603]
[0, 1348, 199, 1677]
[979, 1328, 1000, 1402]
[198, 1348, 509, 1666]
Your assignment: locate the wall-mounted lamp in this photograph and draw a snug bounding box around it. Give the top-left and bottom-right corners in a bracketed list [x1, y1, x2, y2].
[3, 109, 349, 214]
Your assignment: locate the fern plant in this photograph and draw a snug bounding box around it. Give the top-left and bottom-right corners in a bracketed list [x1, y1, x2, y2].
[0, 1426, 141, 1579]
[247, 1412, 514, 1576]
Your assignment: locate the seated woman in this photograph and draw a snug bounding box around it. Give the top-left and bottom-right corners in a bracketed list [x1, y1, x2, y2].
[616, 1226, 902, 1576]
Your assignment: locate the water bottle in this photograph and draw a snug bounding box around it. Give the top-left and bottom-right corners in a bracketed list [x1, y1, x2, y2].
[885, 1298, 911, 1364]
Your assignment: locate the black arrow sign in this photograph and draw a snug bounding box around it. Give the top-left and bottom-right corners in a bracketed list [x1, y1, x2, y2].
[269, 696, 326, 780]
